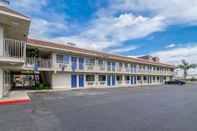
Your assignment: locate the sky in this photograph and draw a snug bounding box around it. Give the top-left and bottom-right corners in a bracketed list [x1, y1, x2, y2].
[10, 0, 197, 74]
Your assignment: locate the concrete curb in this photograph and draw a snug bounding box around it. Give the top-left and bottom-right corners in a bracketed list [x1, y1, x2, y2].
[0, 99, 31, 105]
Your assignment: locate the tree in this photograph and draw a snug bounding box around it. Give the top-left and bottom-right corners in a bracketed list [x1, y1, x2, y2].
[177, 60, 197, 79]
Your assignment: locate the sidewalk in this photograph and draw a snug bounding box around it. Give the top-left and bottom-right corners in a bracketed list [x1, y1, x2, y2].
[0, 89, 69, 105]
[0, 91, 31, 105]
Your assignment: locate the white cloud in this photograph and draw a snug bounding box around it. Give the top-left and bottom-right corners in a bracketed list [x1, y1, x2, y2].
[51, 14, 165, 51]
[111, 0, 197, 25]
[165, 43, 176, 48]
[109, 45, 138, 53]
[10, 0, 48, 14]
[11, 0, 70, 41]
[152, 44, 197, 75]
[10, 0, 197, 56]
[10, 1, 167, 51]
[30, 18, 68, 39]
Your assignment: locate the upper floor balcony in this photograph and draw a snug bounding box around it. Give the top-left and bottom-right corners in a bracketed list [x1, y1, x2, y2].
[0, 38, 26, 65]
[25, 57, 52, 70]
[53, 53, 174, 76]
[23, 46, 53, 71]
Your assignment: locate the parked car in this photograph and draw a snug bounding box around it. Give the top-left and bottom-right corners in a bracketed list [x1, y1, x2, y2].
[165, 80, 186, 85]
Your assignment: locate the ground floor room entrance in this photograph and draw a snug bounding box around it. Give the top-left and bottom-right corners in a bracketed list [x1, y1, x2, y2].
[107, 75, 116, 87]
[79, 75, 84, 87]
[71, 74, 85, 88]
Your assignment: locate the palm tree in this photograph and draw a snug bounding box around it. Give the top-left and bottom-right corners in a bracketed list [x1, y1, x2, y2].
[177, 60, 197, 79]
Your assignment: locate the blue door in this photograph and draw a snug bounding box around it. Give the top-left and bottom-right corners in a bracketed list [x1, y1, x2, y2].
[79, 58, 84, 70]
[107, 75, 111, 86]
[71, 57, 77, 71]
[79, 75, 84, 87]
[112, 75, 116, 86]
[71, 74, 77, 88]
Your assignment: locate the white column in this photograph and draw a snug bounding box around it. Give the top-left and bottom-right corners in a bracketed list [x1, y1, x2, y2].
[0, 69, 3, 98]
[95, 74, 99, 88]
[0, 25, 4, 56]
[52, 53, 57, 68]
[0, 25, 4, 98]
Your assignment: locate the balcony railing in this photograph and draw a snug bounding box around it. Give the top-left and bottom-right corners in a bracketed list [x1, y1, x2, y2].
[25, 57, 52, 69]
[3, 38, 26, 60]
[98, 81, 106, 86]
[54, 61, 174, 75]
[97, 65, 105, 71]
[85, 64, 95, 71]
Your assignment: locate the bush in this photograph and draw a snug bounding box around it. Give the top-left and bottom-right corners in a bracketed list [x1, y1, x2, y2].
[190, 77, 197, 81]
[35, 83, 50, 90]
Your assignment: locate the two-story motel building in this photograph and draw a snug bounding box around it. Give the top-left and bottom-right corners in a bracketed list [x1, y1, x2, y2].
[0, 1, 175, 98]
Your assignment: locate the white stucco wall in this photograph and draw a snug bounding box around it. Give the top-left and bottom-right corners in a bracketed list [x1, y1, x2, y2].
[52, 72, 71, 89]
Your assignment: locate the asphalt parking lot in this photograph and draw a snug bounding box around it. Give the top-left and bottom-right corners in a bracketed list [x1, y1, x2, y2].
[1, 84, 197, 131]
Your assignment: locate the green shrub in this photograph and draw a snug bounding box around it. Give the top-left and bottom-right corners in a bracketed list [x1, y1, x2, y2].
[191, 77, 197, 81]
[34, 83, 50, 90]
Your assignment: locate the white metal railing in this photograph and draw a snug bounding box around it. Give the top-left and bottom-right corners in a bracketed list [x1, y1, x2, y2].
[86, 81, 95, 86]
[85, 64, 95, 71]
[3, 38, 26, 60]
[97, 65, 106, 71]
[99, 81, 106, 86]
[25, 57, 52, 68]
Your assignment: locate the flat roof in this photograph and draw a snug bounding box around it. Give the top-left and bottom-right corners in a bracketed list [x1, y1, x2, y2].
[27, 38, 175, 68]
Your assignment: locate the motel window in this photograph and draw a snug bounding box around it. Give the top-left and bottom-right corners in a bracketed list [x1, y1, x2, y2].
[157, 76, 160, 81]
[63, 55, 69, 64]
[126, 75, 130, 81]
[86, 75, 95, 81]
[143, 76, 147, 81]
[107, 62, 111, 66]
[125, 63, 128, 68]
[56, 54, 64, 64]
[153, 76, 156, 81]
[116, 75, 122, 81]
[137, 76, 141, 81]
[98, 60, 104, 65]
[86, 58, 95, 65]
[99, 75, 106, 81]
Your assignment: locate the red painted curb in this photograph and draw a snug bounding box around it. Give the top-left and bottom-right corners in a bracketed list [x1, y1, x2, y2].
[0, 99, 31, 105]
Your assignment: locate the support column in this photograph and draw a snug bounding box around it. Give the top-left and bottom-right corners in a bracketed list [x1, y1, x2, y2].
[0, 69, 3, 98]
[95, 74, 99, 88]
[0, 24, 4, 56]
[0, 25, 4, 98]
[141, 76, 144, 85]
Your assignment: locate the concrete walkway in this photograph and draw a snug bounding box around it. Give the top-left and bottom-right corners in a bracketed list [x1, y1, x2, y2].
[0, 91, 31, 105]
